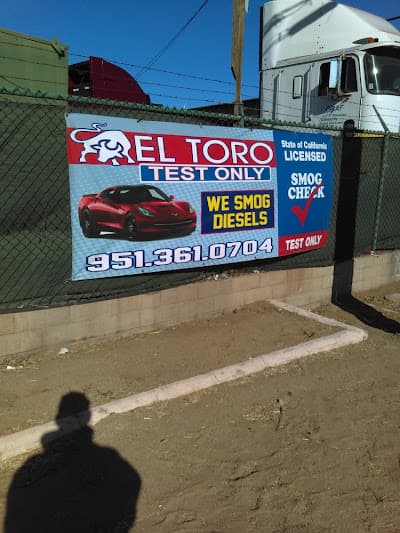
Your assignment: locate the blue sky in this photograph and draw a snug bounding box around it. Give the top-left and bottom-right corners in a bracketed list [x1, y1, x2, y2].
[1, 0, 399, 109]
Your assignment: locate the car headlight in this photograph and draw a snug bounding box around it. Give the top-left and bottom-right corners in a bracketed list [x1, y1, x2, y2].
[188, 204, 195, 213]
[138, 207, 155, 217]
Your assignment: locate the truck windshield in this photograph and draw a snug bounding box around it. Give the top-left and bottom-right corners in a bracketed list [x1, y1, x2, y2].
[364, 46, 400, 95]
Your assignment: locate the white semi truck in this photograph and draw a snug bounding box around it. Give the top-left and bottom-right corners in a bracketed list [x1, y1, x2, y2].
[260, 0, 400, 132]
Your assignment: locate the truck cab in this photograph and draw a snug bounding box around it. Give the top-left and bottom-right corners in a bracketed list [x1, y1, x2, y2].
[69, 56, 150, 105]
[260, 0, 400, 132]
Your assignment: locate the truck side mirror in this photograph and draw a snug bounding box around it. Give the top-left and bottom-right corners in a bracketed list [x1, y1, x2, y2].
[328, 60, 339, 89]
[328, 58, 354, 98]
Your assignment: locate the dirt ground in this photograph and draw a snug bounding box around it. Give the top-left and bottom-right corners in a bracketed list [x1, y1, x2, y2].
[1, 282, 400, 532]
[0, 301, 336, 437]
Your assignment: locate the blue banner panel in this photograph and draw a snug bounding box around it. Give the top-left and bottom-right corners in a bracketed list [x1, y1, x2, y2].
[273, 130, 334, 255]
[66, 114, 332, 280]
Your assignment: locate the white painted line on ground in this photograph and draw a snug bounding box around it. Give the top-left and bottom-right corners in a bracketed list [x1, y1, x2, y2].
[0, 301, 367, 461]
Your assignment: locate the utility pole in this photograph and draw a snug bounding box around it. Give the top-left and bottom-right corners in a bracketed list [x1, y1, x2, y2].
[231, 0, 246, 116]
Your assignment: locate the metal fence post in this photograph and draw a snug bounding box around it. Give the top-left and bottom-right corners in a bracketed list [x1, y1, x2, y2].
[372, 132, 390, 252]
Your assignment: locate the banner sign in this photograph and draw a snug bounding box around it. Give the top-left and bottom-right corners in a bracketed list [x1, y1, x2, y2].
[66, 114, 333, 280]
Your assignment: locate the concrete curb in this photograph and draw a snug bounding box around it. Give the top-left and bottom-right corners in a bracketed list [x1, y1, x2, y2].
[0, 301, 367, 461]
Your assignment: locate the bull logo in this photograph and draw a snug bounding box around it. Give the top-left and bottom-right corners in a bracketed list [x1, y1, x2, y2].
[70, 123, 134, 166]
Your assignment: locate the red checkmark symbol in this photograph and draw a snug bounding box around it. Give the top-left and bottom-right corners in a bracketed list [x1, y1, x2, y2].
[291, 183, 324, 226]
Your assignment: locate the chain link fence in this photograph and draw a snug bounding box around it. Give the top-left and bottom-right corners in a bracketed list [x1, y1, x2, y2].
[0, 88, 398, 312]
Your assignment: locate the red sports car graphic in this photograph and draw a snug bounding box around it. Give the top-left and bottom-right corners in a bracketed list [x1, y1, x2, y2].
[78, 185, 197, 239]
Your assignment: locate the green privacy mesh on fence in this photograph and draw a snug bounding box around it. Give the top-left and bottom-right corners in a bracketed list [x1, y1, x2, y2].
[0, 88, 398, 311]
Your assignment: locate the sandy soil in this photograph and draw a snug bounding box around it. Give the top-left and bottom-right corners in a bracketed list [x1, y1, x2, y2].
[0, 283, 400, 532]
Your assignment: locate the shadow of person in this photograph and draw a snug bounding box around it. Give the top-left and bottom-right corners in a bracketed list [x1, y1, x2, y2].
[4, 392, 141, 532]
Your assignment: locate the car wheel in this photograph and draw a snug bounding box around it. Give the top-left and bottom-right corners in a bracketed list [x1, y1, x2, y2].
[182, 226, 196, 236]
[125, 213, 138, 239]
[80, 209, 99, 238]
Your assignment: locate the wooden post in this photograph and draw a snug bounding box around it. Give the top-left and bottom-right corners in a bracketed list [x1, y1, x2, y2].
[231, 0, 245, 116]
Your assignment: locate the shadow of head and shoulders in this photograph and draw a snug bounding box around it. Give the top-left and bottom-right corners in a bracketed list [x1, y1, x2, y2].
[5, 392, 141, 533]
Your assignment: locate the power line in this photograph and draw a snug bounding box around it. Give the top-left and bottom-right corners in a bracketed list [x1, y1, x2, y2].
[140, 78, 255, 99]
[147, 91, 221, 105]
[70, 48, 259, 105]
[135, 0, 210, 80]
[69, 52, 259, 89]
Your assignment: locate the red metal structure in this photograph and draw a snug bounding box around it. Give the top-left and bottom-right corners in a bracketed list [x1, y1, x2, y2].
[69, 56, 150, 104]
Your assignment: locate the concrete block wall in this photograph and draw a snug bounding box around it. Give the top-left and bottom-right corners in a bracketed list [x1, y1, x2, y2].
[0, 251, 399, 358]
[352, 252, 400, 293]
